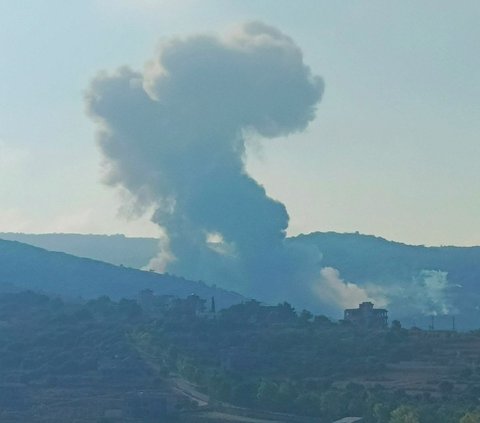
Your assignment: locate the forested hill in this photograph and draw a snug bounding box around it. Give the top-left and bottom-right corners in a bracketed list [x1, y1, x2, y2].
[3, 232, 480, 286]
[290, 232, 480, 329]
[0, 233, 159, 269]
[290, 232, 480, 290]
[2, 290, 480, 422]
[3, 231, 480, 328]
[0, 239, 243, 308]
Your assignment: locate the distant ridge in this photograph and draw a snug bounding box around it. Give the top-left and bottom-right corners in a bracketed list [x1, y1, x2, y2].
[0, 232, 159, 269]
[290, 231, 480, 289]
[0, 238, 244, 309]
[4, 231, 480, 328]
[289, 231, 480, 329]
[3, 232, 479, 288]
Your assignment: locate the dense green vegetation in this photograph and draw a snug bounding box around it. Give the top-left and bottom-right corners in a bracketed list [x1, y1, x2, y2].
[133, 296, 480, 422]
[2, 290, 480, 422]
[0, 291, 177, 422]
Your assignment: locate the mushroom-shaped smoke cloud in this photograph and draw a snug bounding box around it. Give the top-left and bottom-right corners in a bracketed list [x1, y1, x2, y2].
[87, 22, 324, 306]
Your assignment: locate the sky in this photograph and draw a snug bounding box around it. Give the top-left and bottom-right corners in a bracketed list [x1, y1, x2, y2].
[0, 0, 479, 246]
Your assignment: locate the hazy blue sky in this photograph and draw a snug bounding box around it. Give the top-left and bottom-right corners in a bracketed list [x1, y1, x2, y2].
[1, 0, 479, 246]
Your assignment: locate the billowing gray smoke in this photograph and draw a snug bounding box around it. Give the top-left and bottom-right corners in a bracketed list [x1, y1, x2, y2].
[86, 22, 324, 306]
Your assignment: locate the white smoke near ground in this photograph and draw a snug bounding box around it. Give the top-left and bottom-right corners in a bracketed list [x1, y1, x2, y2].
[87, 22, 325, 307]
[393, 270, 457, 316]
[143, 234, 176, 273]
[312, 267, 457, 319]
[313, 267, 388, 311]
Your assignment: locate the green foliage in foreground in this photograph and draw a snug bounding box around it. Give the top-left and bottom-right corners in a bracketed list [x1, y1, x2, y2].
[1, 291, 480, 422]
[129, 296, 480, 422]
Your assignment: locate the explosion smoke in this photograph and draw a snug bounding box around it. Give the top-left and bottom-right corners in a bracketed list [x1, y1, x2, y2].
[87, 22, 324, 305]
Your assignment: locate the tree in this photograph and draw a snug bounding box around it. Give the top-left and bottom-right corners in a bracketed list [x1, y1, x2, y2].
[300, 309, 313, 323]
[460, 411, 480, 423]
[373, 402, 391, 423]
[320, 389, 344, 420]
[275, 302, 296, 322]
[276, 381, 298, 412]
[389, 405, 420, 423]
[293, 392, 322, 416]
[231, 381, 257, 407]
[256, 379, 279, 409]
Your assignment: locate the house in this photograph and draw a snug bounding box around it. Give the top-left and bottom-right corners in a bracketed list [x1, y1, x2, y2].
[344, 302, 387, 329]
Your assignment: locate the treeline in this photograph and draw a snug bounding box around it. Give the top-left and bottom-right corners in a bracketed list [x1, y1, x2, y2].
[131, 295, 480, 422]
[2, 291, 480, 422]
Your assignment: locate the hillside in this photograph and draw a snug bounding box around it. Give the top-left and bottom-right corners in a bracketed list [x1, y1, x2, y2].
[0, 233, 159, 269]
[4, 232, 480, 290]
[289, 232, 480, 329]
[3, 231, 480, 329]
[1, 290, 479, 422]
[291, 232, 480, 290]
[0, 239, 244, 308]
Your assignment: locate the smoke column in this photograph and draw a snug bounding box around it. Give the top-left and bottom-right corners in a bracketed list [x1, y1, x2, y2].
[87, 22, 324, 306]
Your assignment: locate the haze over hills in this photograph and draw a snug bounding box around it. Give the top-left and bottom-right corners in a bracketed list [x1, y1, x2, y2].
[0, 238, 244, 309]
[0, 233, 159, 269]
[289, 232, 480, 330]
[291, 232, 480, 289]
[2, 231, 480, 329]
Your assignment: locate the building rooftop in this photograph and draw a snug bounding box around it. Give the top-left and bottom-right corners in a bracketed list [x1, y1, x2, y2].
[345, 301, 386, 312]
[344, 302, 388, 329]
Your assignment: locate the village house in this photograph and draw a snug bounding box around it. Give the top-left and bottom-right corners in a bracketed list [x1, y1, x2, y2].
[344, 302, 388, 330]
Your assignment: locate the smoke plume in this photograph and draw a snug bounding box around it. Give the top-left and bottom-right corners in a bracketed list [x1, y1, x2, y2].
[313, 267, 388, 316]
[87, 22, 324, 305]
[311, 267, 457, 319]
[391, 270, 457, 316]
